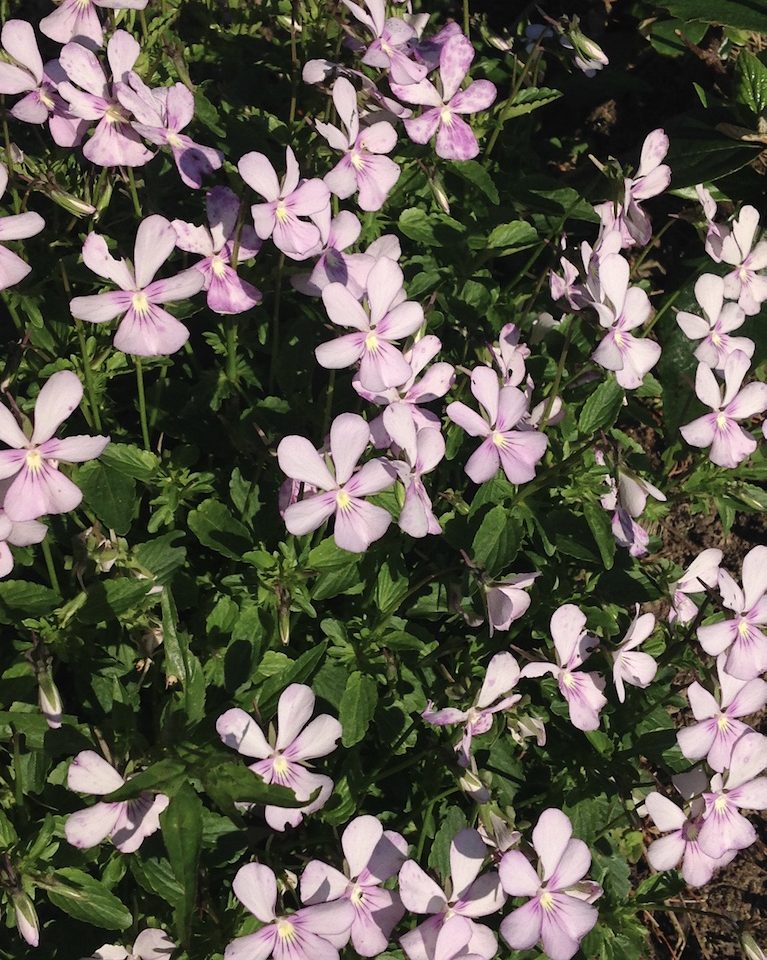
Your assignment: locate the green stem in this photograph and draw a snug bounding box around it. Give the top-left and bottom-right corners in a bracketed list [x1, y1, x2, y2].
[226, 317, 239, 384]
[126, 168, 142, 218]
[321, 370, 336, 436]
[75, 321, 102, 431]
[41, 538, 60, 594]
[463, 0, 470, 37]
[135, 357, 151, 450]
[538, 315, 575, 431]
[288, 1, 300, 130]
[269, 253, 286, 393]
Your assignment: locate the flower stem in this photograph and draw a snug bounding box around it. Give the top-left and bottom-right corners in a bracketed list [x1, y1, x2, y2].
[463, 0, 470, 37]
[135, 357, 151, 451]
[41, 538, 60, 595]
[60, 263, 102, 432]
[126, 168, 142, 218]
[225, 317, 239, 384]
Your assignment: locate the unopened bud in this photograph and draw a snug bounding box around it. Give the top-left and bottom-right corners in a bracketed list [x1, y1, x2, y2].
[38, 672, 63, 729]
[459, 767, 490, 803]
[12, 891, 39, 947]
[49, 189, 97, 218]
[278, 607, 291, 646]
[430, 175, 450, 215]
[741, 935, 766, 960]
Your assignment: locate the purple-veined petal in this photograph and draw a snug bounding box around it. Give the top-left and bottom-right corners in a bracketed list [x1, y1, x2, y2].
[284, 493, 338, 536]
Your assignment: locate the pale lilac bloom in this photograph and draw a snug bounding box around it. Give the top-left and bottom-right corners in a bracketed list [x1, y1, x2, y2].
[316, 258, 424, 392]
[559, 30, 609, 77]
[612, 607, 657, 702]
[392, 34, 497, 161]
[0, 163, 45, 292]
[719, 205, 767, 315]
[0, 481, 47, 577]
[669, 548, 722, 625]
[490, 324, 530, 386]
[58, 32, 154, 167]
[290, 209, 373, 299]
[644, 792, 731, 888]
[385, 405, 445, 537]
[600, 466, 666, 558]
[0, 20, 86, 146]
[695, 183, 729, 263]
[0, 371, 109, 522]
[676, 274, 753, 370]
[680, 351, 767, 469]
[278, 414, 395, 553]
[485, 572, 539, 635]
[217, 684, 342, 832]
[69, 215, 205, 356]
[677, 654, 767, 772]
[550, 254, 587, 310]
[499, 808, 600, 960]
[591, 254, 661, 389]
[302, 59, 413, 121]
[521, 604, 607, 732]
[172, 186, 262, 315]
[82, 929, 176, 960]
[65, 750, 169, 853]
[399, 828, 506, 960]
[341, 0, 427, 85]
[317, 78, 399, 212]
[117, 74, 223, 189]
[423, 653, 522, 766]
[238, 147, 330, 259]
[300, 815, 408, 956]
[446, 367, 548, 485]
[12, 892, 39, 948]
[698, 731, 767, 859]
[224, 862, 354, 960]
[697, 545, 767, 680]
[40, 0, 148, 47]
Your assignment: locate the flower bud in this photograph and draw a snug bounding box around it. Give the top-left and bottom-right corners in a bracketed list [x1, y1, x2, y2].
[459, 767, 490, 803]
[430, 174, 450, 215]
[38, 671, 62, 729]
[11, 890, 39, 947]
[741, 934, 766, 960]
[49, 189, 97, 218]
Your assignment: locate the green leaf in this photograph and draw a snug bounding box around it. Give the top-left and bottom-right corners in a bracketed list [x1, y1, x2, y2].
[188, 500, 251, 559]
[339, 672, 378, 747]
[486, 220, 538, 250]
[735, 50, 767, 115]
[398, 208, 464, 247]
[77, 580, 153, 624]
[428, 806, 467, 880]
[659, 0, 767, 32]
[45, 868, 132, 930]
[100, 443, 159, 481]
[504, 86, 562, 118]
[160, 782, 203, 946]
[448, 160, 499, 204]
[471, 505, 521, 574]
[583, 502, 616, 571]
[78, 462, 136, 534]
[257, 642, 328, 715]
[579, 378, 625, 435]
[0, 580, 59, 620]
[200, 760, 308, 817]
[104, 759, 187, 802]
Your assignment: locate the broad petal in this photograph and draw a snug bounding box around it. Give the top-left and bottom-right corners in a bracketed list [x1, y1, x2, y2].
[30, 371, 83, 445]
[114, 305, 189, 357]
[343, 815, 385, 880]
[224, 929, 276, 960]
[287, 714, 342, 761]
[45, 435, 109, 463]
[435, 114, 479, 161]
[449, 829, 487, 899]
[0, 403, 28, 448]
[465, 439, 499, 484]
[498, 851, 541, 897]
[216, 708, 271, 759]
[450, 80, 497, 115]
[333, 498, 391, 552]
[59, 42, 108, 98]
[276, 684, 316, 751]
[70, 291, 132, 324]
[81, 232, 135, 289]
[398, 861, 446, 914]
[533, 808, 573, 883]
[646, 832, 685, 871]
[330, 412, 369, 485]
[134, 215, 177, 289]
[0, 210, 45, 242]
[644, 793, 686, 831]
[233, 863, 277, 923]
[343, 460, 396, 498]
[65, 802, 121, 849]
[238, 152, 280, 201]
[500, 900, 542, 952]
[67, 750, 124, 794]
[547, 838, 591, 890]
[277, 436, 336, 491]
[284, 493, 337, 536]
[477, 653, 521, 708]
[300, 860, 349, 905]
[446, 402, 490, 438]
[322, 281, 370, 330]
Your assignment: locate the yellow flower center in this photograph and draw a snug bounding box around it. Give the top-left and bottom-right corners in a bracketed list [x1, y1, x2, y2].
[440, 107, 453, 125]
[350, 150, 365, 171]
[562, 671, 576, 689]
[491, 431, 507, 448]
[275, 202, 289, 222]
[166, 132, 183, 148]
[273, 755, 289, 775]
[25, 449, 43, 471]
[714, 794, 728, 812]
[132, 292, 150, 314]
[105, 104, 125, 125]
[211, 255, 227, 277]
[715, 413, 727, 430]
[336, 490, 351, 510]
[39, 89, 55, 110]
[716, 714, 730, 731]
[351, 885, 364, 905]
[712, 333, 722, 346]
[365, 333, 379, 352]
[540, 892, 555, 911]
[614, 330, 625, 347]
[738, 618, 750, 636]
[276, 920, 296, 941]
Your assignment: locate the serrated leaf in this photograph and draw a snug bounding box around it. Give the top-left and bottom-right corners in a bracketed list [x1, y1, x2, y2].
[100, 443, 159, 481]
[583, 501, 616, 570]
[0, 580, 59, 620]
[448, 160, 499, 203]
[504, 86, 562, 118]
[471, 505, 521, 574]
[104, 759, 187, 802]
[257, 642, 328, 715]
[188, 500, 251, 560]
[428, 806, 467, 880]
[579, 378, 625, 435]
[78, 461, 136, 535]
[486, 220, 538, 250]
[659, 0, 767, 32]
[735, 50, 767, 115]
[77, 580, 153, 624]
[45, 869, 132, 930]
[339, 671, 378, 747]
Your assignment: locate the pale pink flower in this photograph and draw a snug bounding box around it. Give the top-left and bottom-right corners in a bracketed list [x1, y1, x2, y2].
[399, 828, 505, 960]
[300, 815, 408, 956]
[83, 929, 176, 960]
[0, 480, 47, 577]
[0, 371, 109, 522]
[644, 792, 732, 888]
[0, 163, 45, 292]
[669, 548, 722, 625]
[446, 367, 547, 486]
[490, 324, 530, 386]
[612, 607, 657, 702]
[499, 808, 600, 960]
[676, 274, 753, 369]
[65, 751, 169, 853]
[225, 862, 354, 960]
[695, 183, 729, 262]
[599, 466, 666, 558]
[41, 0, 148, 47]
[290, 209, 373, 299]
[521, 604, 607, 732]
[485, 573, 539, 635]
[677, 654, 767, 772]
[70, 215, 205, 356]
[341, 0, 427, 85]
[217, 683, 341, 831]
[680, 351, 767, 468]
[719, 205, 767, 315]
[696, 545, 767, 680]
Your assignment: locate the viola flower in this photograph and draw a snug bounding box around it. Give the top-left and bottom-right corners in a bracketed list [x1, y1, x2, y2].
[612, 607, 657, 702]
[643, 792, 732, 887]
[0, 20, 87, 147]
[0, 371, 109, 522]
[317, 78, 400, 212]
[669, 548, 722, 625]
[341, 0, 427, 85]
[676, 274, 753, 370]
[300, 815, 408, 956]
[521, 604, 607, 732]
[696, 545, 767, 680]
[680, 351, 767, 469]
[485, 573, 539, 635]
[58, 32, 154, 168]
[316, 258, 424, 392]
[65, 750, 169, 853]
[446, 367, 548, 486]
[11, 891, 39, 948]
[40, 0, 148, 48]
[0, 163, 45, 292]
[719, 205, 767, 316]
[83, 929, 176, 960]
[0, 480, 47, 577]
[399, 828, 505, 960]
[172, 186, 263, 315]
[384, 402, 444, 537]
[599, 464, 666, 558]
[423, 653, 523, 766]
[392, 34, 497, 161]
[69, 215, 205, 356]
[217, 683, 342, 831]
[409, 21, 464, 71]
[698, 731, 767, 860]
[278, 414, 396, 553]
[591, 254, 661, 389]
[117, 74, 223, 189]
[238, 147, 330, 259]
[696, 183, 729, 263]
[290, 209, 373, 299]
[499, 808, 600, 960]
[490, 324, 530, 387]
[225, 862, 354, 960]
[677, 654, 767, 772]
